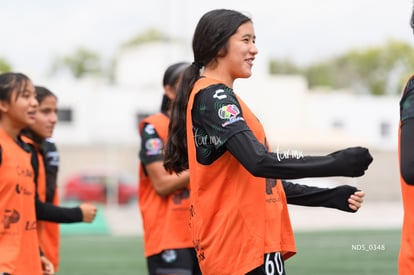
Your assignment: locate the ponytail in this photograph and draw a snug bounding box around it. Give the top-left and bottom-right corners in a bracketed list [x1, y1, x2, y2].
[164, 64, 200, 173]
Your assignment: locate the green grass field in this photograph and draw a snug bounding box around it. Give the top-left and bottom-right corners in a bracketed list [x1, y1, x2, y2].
[59, 229, 400, 274]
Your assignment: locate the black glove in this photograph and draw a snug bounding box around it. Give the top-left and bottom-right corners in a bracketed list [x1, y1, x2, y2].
[284, 182, 360, 212]
[326, 185, 361, 212]
[328, 147, 373, 177]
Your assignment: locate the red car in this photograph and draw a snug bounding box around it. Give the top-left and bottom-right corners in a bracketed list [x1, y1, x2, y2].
[62, 172, 138, 205]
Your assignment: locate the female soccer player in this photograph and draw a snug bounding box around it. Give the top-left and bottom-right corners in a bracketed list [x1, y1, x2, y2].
[139, 62, 201, 275]
[0, 72, 53, 275]
[164, 9, 373, 274]
[21, 86, 97, 272]
[398, 6, 414, 274]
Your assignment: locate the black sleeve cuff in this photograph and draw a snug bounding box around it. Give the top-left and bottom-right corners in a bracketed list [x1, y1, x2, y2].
[283, 181, 358, 212]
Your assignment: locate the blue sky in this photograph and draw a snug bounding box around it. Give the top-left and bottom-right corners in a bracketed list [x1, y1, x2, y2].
[1, 0, 412, 78]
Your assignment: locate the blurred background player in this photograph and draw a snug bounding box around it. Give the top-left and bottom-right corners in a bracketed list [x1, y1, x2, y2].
[21, 85, 97, 273]
[138, 62, 201, 275]
[397, 6, 414, 274]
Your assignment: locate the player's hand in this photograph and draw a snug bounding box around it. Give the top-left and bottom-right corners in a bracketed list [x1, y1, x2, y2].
[348, 190, 365, 211]
[41, 255, 54, 275]
[80, 203, 98, 223]
[329, 147, 373, 177]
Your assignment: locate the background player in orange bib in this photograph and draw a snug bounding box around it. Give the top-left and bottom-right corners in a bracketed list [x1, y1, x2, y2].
[21, 86, 98, 273]
[138, 62, 201, 275]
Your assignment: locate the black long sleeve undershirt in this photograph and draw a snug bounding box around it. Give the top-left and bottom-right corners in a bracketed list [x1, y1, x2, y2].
[35, 194, 83, 223]
[225, 130, 372, 180]
[225, 131, 361, 212]
[400, 118, 414, 185]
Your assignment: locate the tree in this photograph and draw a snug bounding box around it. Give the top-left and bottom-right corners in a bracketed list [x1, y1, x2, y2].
[269, 40, 414, 95]
[269, 59, 302, 75]
[0, 58, 12, 73]
[50, 48, 103, 79]
[48, 27, 171, 82]
[120, 28, 170, 49]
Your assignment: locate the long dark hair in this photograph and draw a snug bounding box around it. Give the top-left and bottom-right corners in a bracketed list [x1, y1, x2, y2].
[160, 62, 189, 113]
[164, 9, 251, 173]
[0, 72, 31, 103]
[35, 86, 56, 106]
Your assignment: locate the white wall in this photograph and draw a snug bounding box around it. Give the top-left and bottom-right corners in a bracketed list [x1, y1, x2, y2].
[40, 78, 162, 146]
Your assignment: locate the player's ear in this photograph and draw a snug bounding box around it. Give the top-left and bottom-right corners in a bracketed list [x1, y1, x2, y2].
[0, 100, 9, 113]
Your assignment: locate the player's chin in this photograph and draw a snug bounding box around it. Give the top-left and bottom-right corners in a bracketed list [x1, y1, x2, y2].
[238, 70, 253, 79]
[45, 129, 54, 138]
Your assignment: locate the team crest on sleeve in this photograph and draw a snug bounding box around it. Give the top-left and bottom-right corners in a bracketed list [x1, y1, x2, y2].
[145, 138, 163, 156]
[46, 151, 59, 167]
[144, 124, 155, 135]
[218, 104, 244, 127]
[213, 89, 227, 100]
